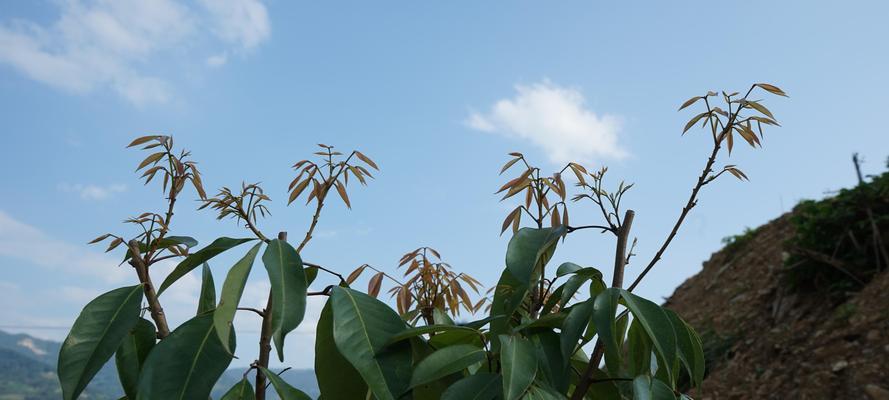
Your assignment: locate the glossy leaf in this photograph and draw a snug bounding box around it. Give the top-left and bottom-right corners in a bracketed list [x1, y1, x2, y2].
[136, 312, 235, 400]
[558, 267, 603, 308]
[441, 373, 501, 400]
[220, 378, 255, 400]
[262, 239, 307, 361]
[500, 335, 537, 400]
[115, 318, 155, 400]
[214, 243, 261, 354]
[489, 270, 528, 347]
[593, 288, 622, 376]
[531, 330, 568, 393]
[330, 286, 411, 400]
[315, 301, 367, 399]
[664, 309, 705, 388]
[560, 298, 595, 363]
[626, 319, 653, 377]
[410, 344, 486, 388]
[196, 263, 216, 315]
[158, 237, 256, 295]
[632, 375, 677, 400]
[58, 285, 143, 400]
[505, 227, 564, 284]
[386, 324, 479, 347]
[620, 290, 677, 384]
[258, 367, 312, 400]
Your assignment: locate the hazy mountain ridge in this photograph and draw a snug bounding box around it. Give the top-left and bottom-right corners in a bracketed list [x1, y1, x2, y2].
[0, 330, 318, 399]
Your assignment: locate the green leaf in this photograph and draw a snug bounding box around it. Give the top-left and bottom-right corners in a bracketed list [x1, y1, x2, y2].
[315, 300, 368, 399]
[626, 319, 653, 376]
[531, 330, 569, 393]
[593, 288, 622, 376]
[555, 262, 582, 277]
[115, 318, 155, 399]
[524, 384, 565, 400]
[410, 344, 486, 388]
[330, 286, 411, 400]
[664, 310, 704, 389]
[441, 373, 501, 400]
[262, 239, 307, 361]
[620, 290, 677, 384]
[505, 227, 564, 284]
[512, 312, 566, 333]
[558, 267, 603, 308]
[433, 308, 456, 325]
[561, 298, 595, 363]
[387, 324, 480, 347]
[136, 312, 235, 400]
[220, 378, 255, 400]
[499, 335, 537, 400]
[489, 270, 528, 348]
[428, 329, 484, 349]
[58, 285, 143, 400]
[158, 237, 256, 295]
[258, 367, 312, 400]
[632, 375, 677, 400]
[196, 263, 216, 315]
[214, 243, 262, 354]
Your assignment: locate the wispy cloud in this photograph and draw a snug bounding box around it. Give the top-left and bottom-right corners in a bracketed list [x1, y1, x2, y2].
[0, 0, 271, 106]
[467, 79, 627, 164]
[58, 183, 126, 200]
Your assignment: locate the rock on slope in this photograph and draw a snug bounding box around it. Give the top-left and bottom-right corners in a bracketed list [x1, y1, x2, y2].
[664, 214, 889, 399]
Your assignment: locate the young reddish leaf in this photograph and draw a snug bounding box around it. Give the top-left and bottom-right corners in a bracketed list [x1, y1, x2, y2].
[136, 152, 165, 171]
[745, 100, 776, 120]
[755, 83, 788, 97]
[501, 207, 520, 235]
[678, 96, 703, 111]
[354, 151, 379, 171]
[346, 265, 367, 285]
[500, 157, 520, 175]
[683, 112, 709, 134]
[88, 234, 111, 244]
[127, 135, 161, 148]
[368, 272, 384, 298]
[335, 181, 351, 209]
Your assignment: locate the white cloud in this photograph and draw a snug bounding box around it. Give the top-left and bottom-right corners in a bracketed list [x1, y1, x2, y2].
[0, 210, 129, 283]
[58, 183, 126, 200]
[197, 0, 270, 50]
[206, 52, 228, 67]
[0, 0, 270, 105]
[467, 79, 628, 164]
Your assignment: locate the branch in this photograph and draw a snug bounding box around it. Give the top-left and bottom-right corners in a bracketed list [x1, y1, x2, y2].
[126, 240, 170, 339]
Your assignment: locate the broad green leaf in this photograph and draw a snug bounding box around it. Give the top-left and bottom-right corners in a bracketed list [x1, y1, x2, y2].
[387, 324, 479, 346]
[524, 384, 565, 400]
[196, 263, 216, 315]
[559, 268, 602, 308]
[560, 298, 595, 363]
[410, 344, 486, 388]
[115, 318, 155, 399]
[58, 285, 143, 400]
[489, 270, 528, 347]
[664, 310, 704, 388]
[258, 367, 312, 400]
[441, 373, 501, 400]
[626, 319, 652, 376]
[315, 301, 367, 400]
[136, 312, 235, 400]
[158, 237, 256, 295]
[214, 243, 261, 354]
[505, 227, 564, 284]
[462, 315, 505, 330]
[620, 290, 677, 384]
[531, 330, 568, 393]
[555, 262, 582, 277]
[330, 287, 412, 400]
[632, 375, 677, 400]
[220, 378, 255, 400]
[512, 312, 566, 333]
[428, 329, 484, 349]
[499, 335, 537, 400]
[262, 239, 307, 361]
[593, 288, 622, 376]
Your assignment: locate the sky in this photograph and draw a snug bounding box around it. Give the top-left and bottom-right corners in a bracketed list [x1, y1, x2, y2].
[1, 0, 888, 370]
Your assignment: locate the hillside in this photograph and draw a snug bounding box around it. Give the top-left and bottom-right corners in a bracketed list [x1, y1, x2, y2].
[664, 169, 889, 399]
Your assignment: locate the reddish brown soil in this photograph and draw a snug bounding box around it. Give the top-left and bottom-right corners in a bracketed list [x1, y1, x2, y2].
[664, 214, 889, 400]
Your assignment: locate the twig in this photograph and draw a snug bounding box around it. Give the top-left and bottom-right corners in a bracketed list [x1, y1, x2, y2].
[126, 240, 170, 339]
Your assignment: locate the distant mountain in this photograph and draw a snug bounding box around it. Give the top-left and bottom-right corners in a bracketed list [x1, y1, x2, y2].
[0, 330, 318, 399]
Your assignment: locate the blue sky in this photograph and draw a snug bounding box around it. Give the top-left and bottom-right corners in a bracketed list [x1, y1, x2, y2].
[1, 1, 888, 369]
